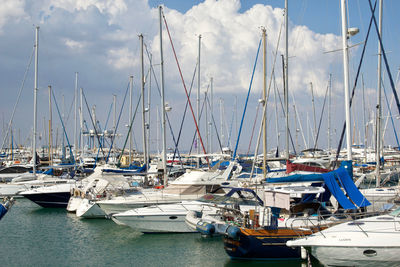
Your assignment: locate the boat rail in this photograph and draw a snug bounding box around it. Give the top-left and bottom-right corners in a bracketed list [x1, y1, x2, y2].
[287, 209, 386, 238]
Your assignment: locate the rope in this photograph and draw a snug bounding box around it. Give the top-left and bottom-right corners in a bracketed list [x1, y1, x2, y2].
[333, 1, 376, 169]
[205, 93, 223, 152]
[1, 47, 34, 151]
[233, 39, 262, 160]
[81, 89, 105, 158]
[162, 11, 209, 166]
[313, 83, 330, 150]
[106, 83, 130, 163]
[51, 89, 75, 163]
[144, 43, 185, 169]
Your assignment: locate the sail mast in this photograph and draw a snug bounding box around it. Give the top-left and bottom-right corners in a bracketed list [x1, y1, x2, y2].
[340, 0, 352, 161]
[262, 27, 267, 178]
[375, 0, 383, 186]
[140, 34, 148, 182]
[284, 0, 289, 160]
[159, 6, 167, 185]
[33, 26, 39, 175]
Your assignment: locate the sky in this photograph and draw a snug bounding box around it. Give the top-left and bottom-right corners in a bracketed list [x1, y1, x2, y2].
[1, 0, 400, 156]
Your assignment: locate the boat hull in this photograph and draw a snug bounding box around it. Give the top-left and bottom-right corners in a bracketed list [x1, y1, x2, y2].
[308, 246, 400, 267]
[223, 228, 309, 259]
[21, 192, 71, 208]
[76, 199, 106, 218]
[112, 214, 195, 233]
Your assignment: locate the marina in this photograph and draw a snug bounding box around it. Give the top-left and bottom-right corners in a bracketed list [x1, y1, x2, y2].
[0, 198, 322, 267]
[2, 0, 400, 266]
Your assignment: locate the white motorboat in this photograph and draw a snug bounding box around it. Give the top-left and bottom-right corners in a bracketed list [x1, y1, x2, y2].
[98, 161, 240, 216]
[67, 165, 145, 218]
[287, 208, 400, 266]
[19, 182, 77, 208]
[111, 187, 264, 233]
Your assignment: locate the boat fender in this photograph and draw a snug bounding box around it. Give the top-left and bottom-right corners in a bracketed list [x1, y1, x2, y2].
[73, 189, 80, 197]
[226, 225, 240, 240]
[196, 221, 215, 236]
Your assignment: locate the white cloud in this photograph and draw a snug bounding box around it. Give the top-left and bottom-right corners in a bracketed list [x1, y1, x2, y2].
[0, 0, 26, 31]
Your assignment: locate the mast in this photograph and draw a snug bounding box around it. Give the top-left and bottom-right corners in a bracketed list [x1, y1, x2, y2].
[147, 54, 152, 168]
[33, 26, 39, 175]
[159, 6, 167, 185]
[340, 0, 352, 161]
[220, 98, 225, 148]
[197, 35, 201, 167]
[48, 86, 52, 166]
[62, 94, 65, 160]
[74, 72, 78, 162]
[328, 74, 332, 151]
[139, 34, 148, 182]
[129, 75, 133, 165]
[262, 27, 267, 178]
[362, 75, 367, 163]
[284, 0, 289, 160]
[310, 82, 317, 146]
[210, 77, 213, 153]
[80, 88, 84, 157]
[375, 0, 383, 186]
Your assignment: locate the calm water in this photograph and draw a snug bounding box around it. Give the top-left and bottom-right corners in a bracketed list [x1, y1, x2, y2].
[1, 199, 323, 266]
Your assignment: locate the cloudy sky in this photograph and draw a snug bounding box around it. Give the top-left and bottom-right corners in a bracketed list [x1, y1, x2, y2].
[1, 0, 400, 156]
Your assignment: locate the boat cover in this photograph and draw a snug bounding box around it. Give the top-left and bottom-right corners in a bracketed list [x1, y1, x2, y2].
[0, 204, 7, 220]
[322, 170, 357, 210]
[321, 167, 371, 209]
[334, 167, 371, 208]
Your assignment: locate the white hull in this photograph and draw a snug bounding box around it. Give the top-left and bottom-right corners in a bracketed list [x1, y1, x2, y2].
[0, 183, 30, 197]
[112, 214, 195, 233]
[309, 246, 400, 267]
[288, 212, 400, 266]
[66, 197, 82, 212]
[76, 199, 106, 218]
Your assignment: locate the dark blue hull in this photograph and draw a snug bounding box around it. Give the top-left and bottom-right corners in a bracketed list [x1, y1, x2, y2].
[223, 228, 305, 259]
[22, 192, 71, 208]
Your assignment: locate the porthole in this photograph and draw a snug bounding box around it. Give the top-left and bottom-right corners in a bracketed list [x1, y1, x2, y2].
[363, 249, 377, 257]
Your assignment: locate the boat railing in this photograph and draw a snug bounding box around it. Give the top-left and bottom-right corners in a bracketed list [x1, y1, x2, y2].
[287, 209, 386, 238]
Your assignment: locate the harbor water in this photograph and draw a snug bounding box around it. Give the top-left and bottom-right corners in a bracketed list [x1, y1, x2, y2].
[1, 199, 322, 266]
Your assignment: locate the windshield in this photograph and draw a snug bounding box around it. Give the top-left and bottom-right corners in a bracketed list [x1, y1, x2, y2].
[197, 194, 259, 206]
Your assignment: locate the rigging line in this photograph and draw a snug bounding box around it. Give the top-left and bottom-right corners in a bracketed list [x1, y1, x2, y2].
[168, 61, 198, 169]
[63, 93, 75, 126]
[118, 86, 142, 166]
[81, 89, 105, 158]
[205, 93, 223, 152]
[51, 89, 75, 164]
[246, 102, 261, 157]
[313, 83, 330, 150]
[189, 88, 208, 156]
[1, 46, 35, 151]
[233, 39, 262, 160]
[333, 0, 376, 169]
[162, 11, 209, 166]
[227, 101, 235, 148]
[106, 82, 130, 163]
[104, 101, 113, 131]
[368, 0, 400, 118]
[144, 43, 184, 169]
[382, 82, 400, 148]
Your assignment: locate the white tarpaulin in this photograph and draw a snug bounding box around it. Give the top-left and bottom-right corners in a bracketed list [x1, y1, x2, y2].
[264, 191, 290, 210]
